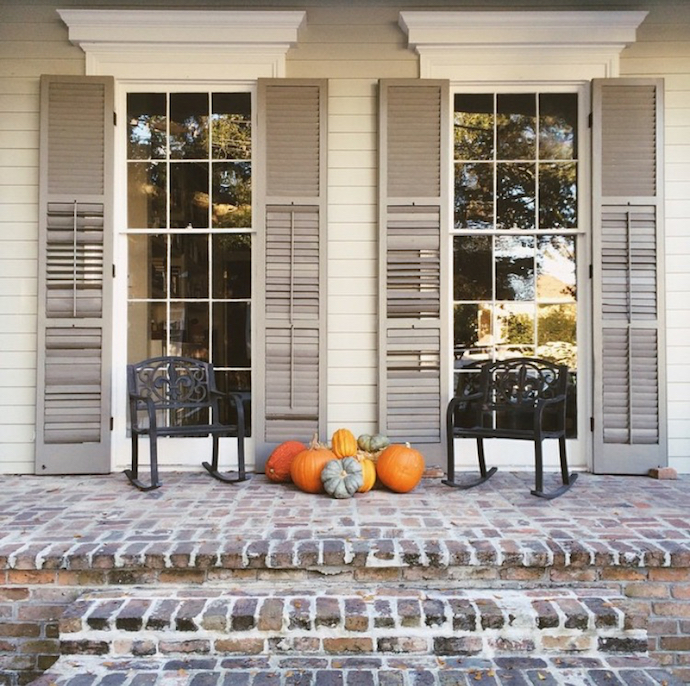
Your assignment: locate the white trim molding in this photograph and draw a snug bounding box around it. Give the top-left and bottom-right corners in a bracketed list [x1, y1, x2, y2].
[58, 9, 307, 79]
[398, 11, 648, 81]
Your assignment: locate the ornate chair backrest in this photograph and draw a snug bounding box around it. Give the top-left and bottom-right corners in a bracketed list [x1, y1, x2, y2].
[127, 356, 218, 427]
[481, 357, 567, 410]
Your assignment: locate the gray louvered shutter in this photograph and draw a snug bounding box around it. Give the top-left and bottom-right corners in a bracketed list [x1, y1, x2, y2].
[35, 76, 114, 475]
[592, 78, 666, 474]
[378, 80, 451, 463]
[255, 80, 327, 468]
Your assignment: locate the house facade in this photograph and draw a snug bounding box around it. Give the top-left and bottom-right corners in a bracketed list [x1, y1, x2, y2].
[0, 0, 688, 478]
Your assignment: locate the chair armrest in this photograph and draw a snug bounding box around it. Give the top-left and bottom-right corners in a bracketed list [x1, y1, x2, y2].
[128, 393, 158, 431]
[211, 390, 247, 438]
[448, 390, 483, 407]
[446, 391, 485, 429]
[533, 393, 567, 432]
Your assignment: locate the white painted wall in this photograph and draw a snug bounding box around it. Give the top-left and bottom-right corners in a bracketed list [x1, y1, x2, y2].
[620, 3, 690, 472]
[0, 0, 688, 474]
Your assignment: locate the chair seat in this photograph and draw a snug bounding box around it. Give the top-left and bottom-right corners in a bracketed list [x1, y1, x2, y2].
[132, 423, 240, 438]
[452, 427, 565, 441]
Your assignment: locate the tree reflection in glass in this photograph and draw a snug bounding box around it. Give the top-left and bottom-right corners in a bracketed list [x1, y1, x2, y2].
[537, 235, 576, 302]
[454, 303, 492, 367]
[127, 162, 166, 228]
[171, 234, 208, 299]
[170, 162, 209, 228]
[127, 93, 166, 160]
[453, 235, 492, 300]
[127, 234, 166, 299]
[496, 303, 535, 347]
[213, 234, 251, 300]
[537, 303, 577, 369]
[495, 235, 535, 300]
[497, 94, 536, 160]
[212, 162, 252, 228]
[497, 163, 535, 230]
[454, 163, 493, 229]
[213, 302, 251, 368]
[454, 93, 494, 160]
[539, 93, 577, 161]
[212, 93, 251, 160]
[170, 93, 208, 159]
[539, 163, 576, 229]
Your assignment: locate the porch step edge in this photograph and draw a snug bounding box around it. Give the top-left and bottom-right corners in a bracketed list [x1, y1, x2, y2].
[31, 654, 682, 686]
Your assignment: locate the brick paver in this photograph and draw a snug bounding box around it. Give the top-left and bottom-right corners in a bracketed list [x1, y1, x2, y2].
[2, 472, 690, 685]
[54, 587, 645, 659]
[29, 654, 684, 686]
[0, 472, 688, 571]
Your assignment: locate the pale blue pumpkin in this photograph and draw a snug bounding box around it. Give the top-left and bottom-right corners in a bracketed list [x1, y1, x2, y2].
[320, 457, 363, 499]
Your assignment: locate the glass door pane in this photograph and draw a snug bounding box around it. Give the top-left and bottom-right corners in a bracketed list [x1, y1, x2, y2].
[126, 90, 252, 433]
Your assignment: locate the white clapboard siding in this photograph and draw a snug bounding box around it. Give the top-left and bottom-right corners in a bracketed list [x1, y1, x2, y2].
[378, 80, 450, 462]
[255, 80, 327, 463]
[592, 78, 667, 474]
[35, 75, 114, 475]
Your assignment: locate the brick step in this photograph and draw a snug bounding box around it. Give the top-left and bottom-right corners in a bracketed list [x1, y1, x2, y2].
[31, 654, 682, 686]
[58, 586, 647, 659]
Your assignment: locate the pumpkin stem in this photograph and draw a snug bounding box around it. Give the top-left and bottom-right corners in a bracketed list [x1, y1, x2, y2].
[308, 432, 329, 450]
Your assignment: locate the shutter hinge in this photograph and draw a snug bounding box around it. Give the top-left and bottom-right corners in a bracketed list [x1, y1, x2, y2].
[590, 416, 595, 432]
[113, 111, 117, 126]
[588, 112, 592, 128]
[589, 264, 593, 279]
[110, 417, 114, 431]
[112, 264, 116, 278]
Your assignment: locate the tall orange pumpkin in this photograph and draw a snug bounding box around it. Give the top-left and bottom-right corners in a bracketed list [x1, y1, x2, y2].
[265, 441, 307, 482]
[290, 435, 336, 494]
[376, 443, 425, 493]
[331, 428, 358, 458]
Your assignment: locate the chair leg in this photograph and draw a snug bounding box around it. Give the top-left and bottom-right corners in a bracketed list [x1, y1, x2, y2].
[442, 436, 497, 490]
[124, 433, 162, 491]
[559, 436, 571, 484]
[530, 436, 578, 500]
[203, 434, 251, 484]
[237, 432, 246, 481]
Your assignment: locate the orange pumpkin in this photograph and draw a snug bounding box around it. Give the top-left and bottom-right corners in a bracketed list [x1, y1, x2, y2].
[290, 435, 336, 494]
[266, 440, 307, 482]
[357, 457, 377, 493]
[331, 428, 358, 458]
[376, 443, 425, 493]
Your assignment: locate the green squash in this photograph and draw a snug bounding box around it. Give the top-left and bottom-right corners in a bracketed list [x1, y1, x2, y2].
[321, 457, 363, 499]
[357, 433, 391, 453]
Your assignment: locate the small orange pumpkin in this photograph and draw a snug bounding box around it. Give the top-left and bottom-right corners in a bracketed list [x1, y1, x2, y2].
[331, 428, 358, 458]
[266, 440, 307, 482]
[357, 457, 377, 493]
[290, 434, 336, 494]
[376, 442, 425, 493]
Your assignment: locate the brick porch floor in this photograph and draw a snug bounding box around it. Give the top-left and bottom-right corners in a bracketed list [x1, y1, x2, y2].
[1, 470, 689, 684]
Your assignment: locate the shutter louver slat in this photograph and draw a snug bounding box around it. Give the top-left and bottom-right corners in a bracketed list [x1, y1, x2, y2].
[264, 207, 322, 441]
[47, 82, 107, 196]
[387, 85, 442, 198]
[379, 80, 449, 462]
[593, 78, 665, 474]
[36, 75, 113, 475]
[386, 327, 441, 443]
[601, 85, 658, 198]
[44, 329, 103, 443]
[265, 85, 321, 198]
